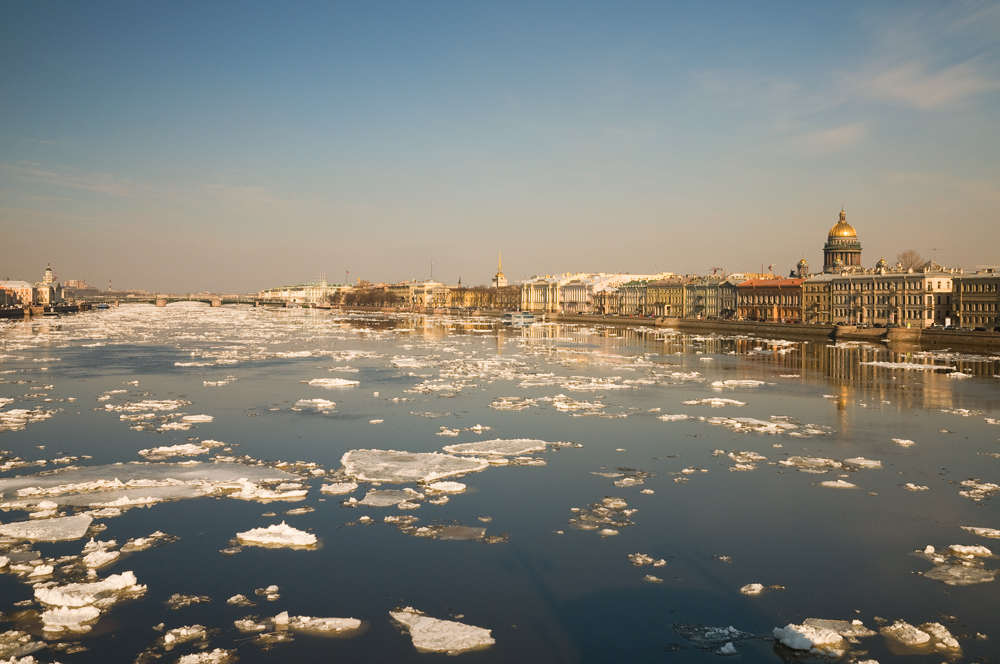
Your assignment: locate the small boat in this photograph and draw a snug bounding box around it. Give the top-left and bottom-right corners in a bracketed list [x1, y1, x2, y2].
[500, 311, 535, 326]
[95, 302, 111, 309]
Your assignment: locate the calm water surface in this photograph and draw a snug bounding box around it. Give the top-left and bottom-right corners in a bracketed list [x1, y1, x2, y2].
[2, 305, 999, 663]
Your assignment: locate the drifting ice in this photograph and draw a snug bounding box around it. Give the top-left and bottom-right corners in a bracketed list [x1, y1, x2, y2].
[341, 449, 489, 483]
[389, 607, 495, 654]
[236, 521, 317, 548]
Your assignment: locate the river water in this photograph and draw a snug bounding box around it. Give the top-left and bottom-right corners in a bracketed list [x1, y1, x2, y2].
[1, 304, 999, 663]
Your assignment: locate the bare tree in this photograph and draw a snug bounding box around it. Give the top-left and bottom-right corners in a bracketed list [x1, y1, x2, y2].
[896, 249, 923, 270]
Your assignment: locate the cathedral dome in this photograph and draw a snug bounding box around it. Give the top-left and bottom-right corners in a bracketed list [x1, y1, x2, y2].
[828, 209, 857, 239]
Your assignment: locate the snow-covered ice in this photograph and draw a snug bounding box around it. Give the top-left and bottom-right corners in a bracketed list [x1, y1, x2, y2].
[389, 607, 495, 654]
[341, 449, 490, 483]
[236, 521, 317, 548]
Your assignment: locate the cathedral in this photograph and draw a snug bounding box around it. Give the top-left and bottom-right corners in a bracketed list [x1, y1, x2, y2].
[823, 208, 862, 273]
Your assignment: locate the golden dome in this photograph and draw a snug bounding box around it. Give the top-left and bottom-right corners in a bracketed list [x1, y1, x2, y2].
[828, 209, 857, 239]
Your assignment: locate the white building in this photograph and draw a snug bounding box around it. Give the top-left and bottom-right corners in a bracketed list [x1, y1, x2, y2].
[520, 273, 672, 314]
[0, 280, 36, 306]
[257, 279, 351, 306]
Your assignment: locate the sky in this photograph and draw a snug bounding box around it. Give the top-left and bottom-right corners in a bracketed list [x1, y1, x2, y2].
[2, 1, 999, 293]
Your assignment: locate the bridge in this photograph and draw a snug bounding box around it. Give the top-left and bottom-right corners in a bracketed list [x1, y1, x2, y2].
[79, 295, 291, 308]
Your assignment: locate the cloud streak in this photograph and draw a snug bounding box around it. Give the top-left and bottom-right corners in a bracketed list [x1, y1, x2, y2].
[853, 58, 1000, 109]
[0, 163, 136, 197]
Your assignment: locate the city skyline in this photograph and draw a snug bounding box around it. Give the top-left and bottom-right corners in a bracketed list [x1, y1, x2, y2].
[2, 1, 999, 292]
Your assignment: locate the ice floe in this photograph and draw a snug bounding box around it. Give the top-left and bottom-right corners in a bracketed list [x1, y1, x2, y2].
[442, 438, 578, 457]
[236, 521, 317, 548]
[880, 620, 961, 653]
[340, 449, 490, 483]
[773, 622, 846, 656]
[390, 607, 495, 655]
[0, 514, 93, 541]
[681, 397, 746, 407]
[917, 543, 997, 585]
[307, 378, 359, 387]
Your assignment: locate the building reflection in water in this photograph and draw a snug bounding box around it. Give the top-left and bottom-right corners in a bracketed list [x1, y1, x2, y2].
[298, 313, 1000, 416]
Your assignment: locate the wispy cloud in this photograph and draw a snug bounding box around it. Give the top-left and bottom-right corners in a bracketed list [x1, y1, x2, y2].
[784, 122, 869, 155]
[853, 58, 1000, 109]
[850, 3, 1000, 109]
[0, 163, 135, 197]
[202, 183, 291, 214]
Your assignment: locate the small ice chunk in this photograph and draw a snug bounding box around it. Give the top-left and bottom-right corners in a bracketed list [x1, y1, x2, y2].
[880, 620, 930, 646]
[293, 398, 337, 411]
[359, 488, 424, 507]
[307, 378, 359, 387]
[740, 583, 765, 595]
[718, 642, 737, 655]
[425, 481, 466, 493]
[845, 457, 882, 468]
[390, 607, 494, 655]
[175, 648, 235, 663]
[819, 480, 857, 489]
[236, 521, 317, 548]
[893, 438, 915, 447]
[681, 398, 746, 407]
[320, 482, 358, 495]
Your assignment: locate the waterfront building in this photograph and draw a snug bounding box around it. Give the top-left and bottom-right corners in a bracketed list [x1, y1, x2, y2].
[737, 278, 805, 322]
[823, 208, 862, 273]
[617, 280, 651, 316]
[684, 275, 725, 318]
[520, 273, 670, 314]
[646, 277, 692, 317]
[0, 280, 36, 306]
[822, 260, 956, 327]
[412, 280, 450, 309]
[803, 273, 837, 323]
[257, 278, 351, 306]
[953, 270, 1000, 329]
[719, 277, 741, 320]
[592, 285, 622, 315]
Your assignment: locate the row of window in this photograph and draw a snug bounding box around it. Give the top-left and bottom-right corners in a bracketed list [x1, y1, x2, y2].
[962, 303, 997, 311]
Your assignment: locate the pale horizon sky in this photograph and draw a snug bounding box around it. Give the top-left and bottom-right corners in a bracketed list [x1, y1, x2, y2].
[2, 1, 999, 293]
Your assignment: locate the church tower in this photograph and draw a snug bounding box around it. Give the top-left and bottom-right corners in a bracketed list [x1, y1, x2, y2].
[492, 252, 507, 288]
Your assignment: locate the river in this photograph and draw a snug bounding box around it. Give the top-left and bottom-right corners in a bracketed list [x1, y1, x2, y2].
[1, 304, 998, 663]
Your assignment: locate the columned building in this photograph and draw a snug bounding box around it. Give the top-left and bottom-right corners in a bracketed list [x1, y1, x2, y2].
[737, 278, 805, 322]
[823, 209, 862, 273]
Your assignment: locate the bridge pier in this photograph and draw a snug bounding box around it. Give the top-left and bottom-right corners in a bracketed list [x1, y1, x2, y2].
[156, 298, 167, 307]
[211, 299, 221, 307]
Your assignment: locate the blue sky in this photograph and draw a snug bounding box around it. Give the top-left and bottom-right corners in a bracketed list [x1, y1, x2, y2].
[2, 1, 998, 292]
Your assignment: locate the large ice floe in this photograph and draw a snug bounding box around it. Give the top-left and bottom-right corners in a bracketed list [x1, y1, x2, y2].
[236, 521, 317, 549]
[0, 514, 93, 541]
[340, 450, 490, 483]
[389, 607, 495, 654]
[34, 571, 146, 634]
[916, 543, 997, 585]
[0, 462, 305, 511]
[442, 438, 580, 459]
